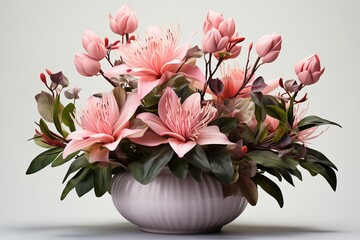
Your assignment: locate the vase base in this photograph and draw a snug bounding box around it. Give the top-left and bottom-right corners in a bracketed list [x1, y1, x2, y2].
[139, 227, 222, 235]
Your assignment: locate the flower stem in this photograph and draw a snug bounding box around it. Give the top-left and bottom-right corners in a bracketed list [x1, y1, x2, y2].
[99, 69, 117, 88]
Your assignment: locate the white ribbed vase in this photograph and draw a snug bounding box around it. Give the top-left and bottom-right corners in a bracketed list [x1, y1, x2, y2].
[111, 168, 248, 234]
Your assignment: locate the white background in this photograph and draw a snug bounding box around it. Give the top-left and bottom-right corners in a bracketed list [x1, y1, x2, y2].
[1, 0, 360, 239]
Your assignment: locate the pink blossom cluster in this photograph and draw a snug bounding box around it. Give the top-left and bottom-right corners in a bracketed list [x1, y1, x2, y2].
[64, 5, 326, 163]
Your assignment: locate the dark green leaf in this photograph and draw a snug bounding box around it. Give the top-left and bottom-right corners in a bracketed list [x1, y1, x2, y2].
[250, 92, 264, 107]
[236, 124, 256, 144]
[305, 147, 338, 170]
[36, 91, 54, 123]
[279, 171, 294, 186]
[51, 151, 79, 167]
[298, 115, 341, 131]
[209, 117, 239, 134]
[262, 95, 283, 109]
[62, 103, 76, 132]
[61, 164, 94, 200]
[166, 74, 190, 91]
[26, 148, 62, 174]
[62, 155, 88, 183]
[184, 145, 210, 171]
[300, 161, 337, 191]
[188, 164, 203, 182]
[75, 171, 94, 197]
[168, 156, 188, 179]
[253, 173, 284, 207]
[238, 175, 258, 206]
[142, 92, 161, 108]
[206, 146, 234, 184]
[289, 168, 303, 181]
[254, 104, 266, 123]
[94, 164, 112, 197]
[128, 145, 174, 184]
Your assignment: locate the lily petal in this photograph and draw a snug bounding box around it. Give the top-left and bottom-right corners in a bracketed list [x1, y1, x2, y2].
[114, 91, 141, 136]
[138, 78, 160, 100]
[179, 64, 206, 83]
[158, 87, 179, 124]
[168, 138, 197, 158]
[137, 113, 171, 135]
[89, 144, 110, 163]
[196, 126, 234, 146]
[129, 130, 168, 146]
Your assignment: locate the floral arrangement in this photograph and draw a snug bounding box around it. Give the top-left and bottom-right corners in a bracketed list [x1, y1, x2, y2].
[27, 5, 340, 207]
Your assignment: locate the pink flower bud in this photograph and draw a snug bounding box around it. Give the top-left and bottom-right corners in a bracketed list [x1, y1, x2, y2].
[218, 18, 236, 39]
[203, 10, 224, 33]
[109, 5, 138, 35]
[256, 33, 282, 63]
[82, 31, 106, 61]
[295, 54, 325, 85]
[74, 53, 101, 77]
[202, 28, 228, 54]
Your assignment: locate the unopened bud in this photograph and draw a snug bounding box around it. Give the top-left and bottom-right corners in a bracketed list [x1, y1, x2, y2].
[40, 73, 46, 83]
[104, 37, 109, 48]
[241, 146, 248, 154]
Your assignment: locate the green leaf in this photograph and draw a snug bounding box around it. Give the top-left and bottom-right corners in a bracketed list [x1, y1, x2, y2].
[165, 74, 190, 91]
[62, 103, 76, 132]
[36, 91, 54, 123]
[298, 115, 341, 131]
[39, 119, 54, 140]
[62, 155, 89, 183]
[265, 105, 287, 124]
[305, 147, 338, 170]
[94, 164, 112, 197]
[128, 145, 174, 184]
[246, 150, 297, 170]
[33, 135, 52, 148]
[168, 156, 188, 179]
[61, 164, 94, 200]
[51, 151, 79, 167]
[206, 146, 234, 184]
[188, 164, 203, 182]
[256, 124, 269, 144]
[252, 173, 284, 207]
[26, 148, 62, 174]
[300, 161, 337, 191]
[53, 95, 67, 137]
[184, 145, 210, 171]
[75, 172, 94, 197]
[209, 117, 239, 134]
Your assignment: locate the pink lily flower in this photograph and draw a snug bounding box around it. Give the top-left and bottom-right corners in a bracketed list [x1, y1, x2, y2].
[63, 91, 146, 163]
[133, 87, 233, 158]
[105, 26, 205, 100]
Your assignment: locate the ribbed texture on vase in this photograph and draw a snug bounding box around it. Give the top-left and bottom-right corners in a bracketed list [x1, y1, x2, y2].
[111, 169, 247, 234]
